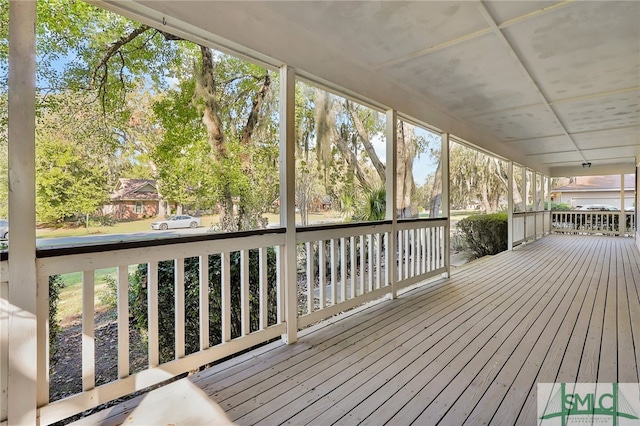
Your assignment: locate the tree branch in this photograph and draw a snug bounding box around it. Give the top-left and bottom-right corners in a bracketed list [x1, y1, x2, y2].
[91, 24, 152, 91]
[240, 73, 270, 147]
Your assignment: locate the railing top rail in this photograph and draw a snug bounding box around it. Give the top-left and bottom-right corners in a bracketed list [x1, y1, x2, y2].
[33, 227, 285, 259]
[552, 210, 628, 213]
[296, 220, 392, 233]
[396, 217, 447, 225]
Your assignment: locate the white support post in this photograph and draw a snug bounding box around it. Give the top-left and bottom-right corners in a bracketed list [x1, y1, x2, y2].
[507, 162, 514, 250]
[533, 172, 538, 239]
[547, 175, 552, 234]
[441, 133, 451, 278]
[521, 166, 527, 242]
[7, 1, 38, 424]
[620, 173, 626, 236]
[385, 110, 397, 299]
[280, 65, 297, 344]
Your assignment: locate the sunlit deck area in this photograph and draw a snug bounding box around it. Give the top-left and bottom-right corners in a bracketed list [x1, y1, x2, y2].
[73, 234, 640, 425]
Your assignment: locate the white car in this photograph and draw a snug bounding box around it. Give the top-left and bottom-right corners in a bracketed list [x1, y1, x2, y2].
[0, 220, 7, 240]
[151, 215, 202, 230]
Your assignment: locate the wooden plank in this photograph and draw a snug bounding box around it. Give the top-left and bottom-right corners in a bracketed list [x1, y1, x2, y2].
[349, 236, 356, 298]
[258, 247, 268, 330]
[616, 239, 637, 382]
[221, 252, 231, 343]
[375, 233, 381, 289]
[575, 238, 611, 383]
[117, 265, 129, 379]
[516, 236, 610, 423]
[318, 241, 326, 309]
[471, 236, 599, 425]
[199, 256, 210, 350]
[148, 261, 159, 367]
[330, 239, 337, 306]
[430, 235, 598, 425]
[201, 241, 538, 405]
[359, 235, 365, 294]
[598, 239, 618, 382]
[235, 238, 564, 424]
[175, 258, 185, 359]
[384, 235, 594, 425]
[367, 234, 374, 292]
[82, 271, 95, 391]
[306, 242, 314, 315]
[622, 239, 640, 381]
[340, 237, 347, 302]
[240, 250, 250, 336]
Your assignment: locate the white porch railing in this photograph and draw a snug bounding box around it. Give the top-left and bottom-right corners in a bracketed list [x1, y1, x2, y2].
[0, 259, 7, 424]
[513, 211, 551, 247]
[296, 219, 447, 329]
[551, 211, 636, 236]
[34, 229, 287, 425]
[0, 218, 447, 425]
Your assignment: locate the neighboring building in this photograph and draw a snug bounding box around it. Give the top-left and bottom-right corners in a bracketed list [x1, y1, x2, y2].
[103, 178, 160, 220]
[551, 174, 635, 209]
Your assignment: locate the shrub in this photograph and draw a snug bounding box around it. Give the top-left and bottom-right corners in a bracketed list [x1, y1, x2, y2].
[128, 249, 279, 364]
[48, 274, 65, 363]
[457, 213, 508, 259]
[545, 201, 572, 211]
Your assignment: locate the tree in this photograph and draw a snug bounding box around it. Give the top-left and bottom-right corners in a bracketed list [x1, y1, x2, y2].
[449, 143, 510, 213]
[36, 135, 108, 223]
[4, 1, 281, 230]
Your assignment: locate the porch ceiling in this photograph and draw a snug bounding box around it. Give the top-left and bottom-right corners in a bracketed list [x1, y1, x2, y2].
[109, 0, 639, 176]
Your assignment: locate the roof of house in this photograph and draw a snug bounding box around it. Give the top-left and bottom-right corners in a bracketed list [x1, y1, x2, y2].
[552, 175, 635, 193]
[110, 178, 159, 201]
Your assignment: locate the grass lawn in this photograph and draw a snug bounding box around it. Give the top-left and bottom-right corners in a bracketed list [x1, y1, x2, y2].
[49, 209, 457, 324]
[56, 268, 117, 324]
[36, 211, 343, 239]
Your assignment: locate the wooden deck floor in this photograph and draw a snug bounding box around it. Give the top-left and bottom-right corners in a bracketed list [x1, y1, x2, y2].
[73, 235, 640, 425]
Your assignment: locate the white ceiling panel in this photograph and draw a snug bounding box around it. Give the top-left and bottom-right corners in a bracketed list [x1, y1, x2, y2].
[572, 127, 640, 152]
[263, 1, 488, 67]
[527, 150, 583, 164]
[553, 90, 640, 133]
[505, 135, 574, 155]
[583, 146, 639, 161]
[467, 104, 563, 141]
[503, 1, 640, 102]
[483, 1, 562, 25]
[380, 33, 541, 117]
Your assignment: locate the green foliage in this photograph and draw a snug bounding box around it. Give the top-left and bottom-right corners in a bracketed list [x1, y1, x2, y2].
[456, 213, 508, 259]
[128, 249, 279, 363]
[449, 143, 509, 212]
[546, 201, 572, 211]
[354, 185, 386, 222]
[36, 136, 108, 223]
[48, 274, 66, 363]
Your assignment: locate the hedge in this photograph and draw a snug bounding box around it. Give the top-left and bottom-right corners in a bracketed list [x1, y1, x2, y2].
[457, 213, 508, 259]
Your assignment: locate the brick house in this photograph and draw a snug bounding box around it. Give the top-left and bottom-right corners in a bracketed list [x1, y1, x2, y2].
[102, 178, 160, 220]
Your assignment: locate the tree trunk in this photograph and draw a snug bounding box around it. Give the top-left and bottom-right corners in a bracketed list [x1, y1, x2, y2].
[347, 100, 385, 182]
[396, 122, 416, 218]
[430, 150, 442, 218]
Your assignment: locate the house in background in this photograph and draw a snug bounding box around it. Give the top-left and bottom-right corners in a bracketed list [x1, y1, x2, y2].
[102, 178, 160, 220]
[551, 174, 635, 209]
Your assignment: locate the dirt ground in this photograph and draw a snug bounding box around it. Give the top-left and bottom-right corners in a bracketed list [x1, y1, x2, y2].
[50, 309, 148, 403]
